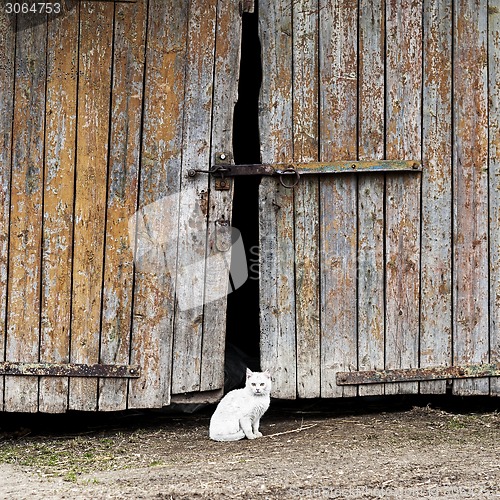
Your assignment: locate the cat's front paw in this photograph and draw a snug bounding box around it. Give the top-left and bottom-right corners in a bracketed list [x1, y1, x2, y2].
[254, 431, 262, 438]
[246, 433, 257, 440]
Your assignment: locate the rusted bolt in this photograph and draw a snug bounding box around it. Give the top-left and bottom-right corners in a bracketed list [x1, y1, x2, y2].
[219, 153, 227, 161]
[412, 162, 419, 169]
[129, 369, 136, 375]
[351, 164, 357, 169]
[187, 169, 197, 177]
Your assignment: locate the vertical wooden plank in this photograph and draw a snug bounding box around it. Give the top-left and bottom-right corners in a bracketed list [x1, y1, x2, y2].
[293, 0, 321, 399]
[357, 0, 385, 397]
[319, 0, 357, 398]
[384, 0, 422, 396]
[200, 0, 242, 392]
[0, 10, 16, 413]
[453, 0, 489, 396]
[128, 0, 187, 408]
[69, 1, 114, 411]
[420, 0, 452, 395]
[5, 15, 47, 413]
[98, 0, 146, 411]
[259, 0, 296, 399]
[39, 1, 79, 413]
[171, 0, 217, 395]
[490, 0, 500, 397]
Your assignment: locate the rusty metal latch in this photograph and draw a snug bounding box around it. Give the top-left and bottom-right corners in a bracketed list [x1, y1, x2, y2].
[275, 167, 301, 188]
[336, 362, 500, 385]
[187, 155, 422, 190]
[0, 362, 141, 378]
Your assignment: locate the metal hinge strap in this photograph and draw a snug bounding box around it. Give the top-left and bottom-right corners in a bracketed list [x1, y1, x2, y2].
[0, 362, 141, 378]
[188, 158, 422, 190]
[216, 159, 421, 175]
[336, 362, 500, 385]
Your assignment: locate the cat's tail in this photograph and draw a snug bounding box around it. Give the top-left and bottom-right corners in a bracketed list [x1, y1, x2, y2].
[209, 429, 245, 442]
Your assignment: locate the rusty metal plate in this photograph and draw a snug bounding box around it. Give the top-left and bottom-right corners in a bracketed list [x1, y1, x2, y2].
[0, 362, 141, 378]
[240, 0, 255, 13]
[336, 362, 500, 385]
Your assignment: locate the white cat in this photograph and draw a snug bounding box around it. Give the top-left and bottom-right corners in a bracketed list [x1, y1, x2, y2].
[209, 368, 272, 441]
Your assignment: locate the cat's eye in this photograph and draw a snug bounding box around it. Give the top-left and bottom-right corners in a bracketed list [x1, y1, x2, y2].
[260, 383, 265, 386]
[251, 383, 256, 386]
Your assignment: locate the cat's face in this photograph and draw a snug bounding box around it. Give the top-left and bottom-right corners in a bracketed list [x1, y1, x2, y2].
[246, 368, 272, 396]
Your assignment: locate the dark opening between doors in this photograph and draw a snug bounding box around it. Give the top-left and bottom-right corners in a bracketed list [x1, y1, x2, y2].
[225, 6, 262, 370]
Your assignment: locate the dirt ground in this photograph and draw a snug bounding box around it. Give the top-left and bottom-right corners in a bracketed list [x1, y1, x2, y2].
[0, 396, 499, 499]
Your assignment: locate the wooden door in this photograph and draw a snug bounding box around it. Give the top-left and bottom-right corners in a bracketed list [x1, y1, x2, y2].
[258, 0, 500, 398]
[0, 0, 243, 413]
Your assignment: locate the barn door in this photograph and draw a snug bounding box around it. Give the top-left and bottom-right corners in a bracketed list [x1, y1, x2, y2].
[0, 0, 244, 413]
[257, 0, 500, 398]
[257, 0, 422, 399]
[128, 0, 244, 408]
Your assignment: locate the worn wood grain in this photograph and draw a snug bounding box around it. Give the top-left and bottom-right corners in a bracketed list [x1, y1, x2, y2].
[319, 0, 357, 398]
[0, 0, 498, 411]
[200, 0, 242, 393]
[4, 15, 47, 412]
[294, 176, 321, 398]
[420, 0, 452, 395]
[490, 1, 500, 397]
[384, 0, 422, 396]
[357, 0, 385, 397]
[39, 0, 79, 413]
[69, 1, 114, 411]
[0, 8, 16, 413]
[293, 0, 320, 399]
[171, 0, 217, 395]
[259, 0, 296, 399]
[98, 0, 146, 411]
[452, 0, 490, 396]
[128, 0, 187, 408]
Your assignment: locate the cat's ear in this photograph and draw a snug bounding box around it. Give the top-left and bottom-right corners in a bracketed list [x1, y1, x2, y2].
[246, 367, 253, 378]
[263, 368, 272, 379]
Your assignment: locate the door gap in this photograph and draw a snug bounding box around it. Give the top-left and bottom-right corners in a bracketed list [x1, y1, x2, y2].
[225, 4, 262, 388]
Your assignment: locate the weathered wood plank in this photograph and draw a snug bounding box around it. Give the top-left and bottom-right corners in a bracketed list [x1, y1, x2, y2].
[4, 15, 47, 413]
[200, 0, 242, 392]
[69, 1, 114, 411]
[293, 0, 320, 399]
[171, 0, 217, 395]
[357, 179, 385, 398]
[39, 0, 79, 413]
[490, 0, 500, 397]
[319, 0, 357, 398]
[0, 8, 16, 413]
[384, 0, 422, 396]
[128, 0, 187, 408]
[259, 0, 296, 399]
[420, 0, 452, 395]
[98, 0, 146, 411]
[294, 178, 320, 398]
[357, 0, 385, 397]
[452, 0, 490, 396]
